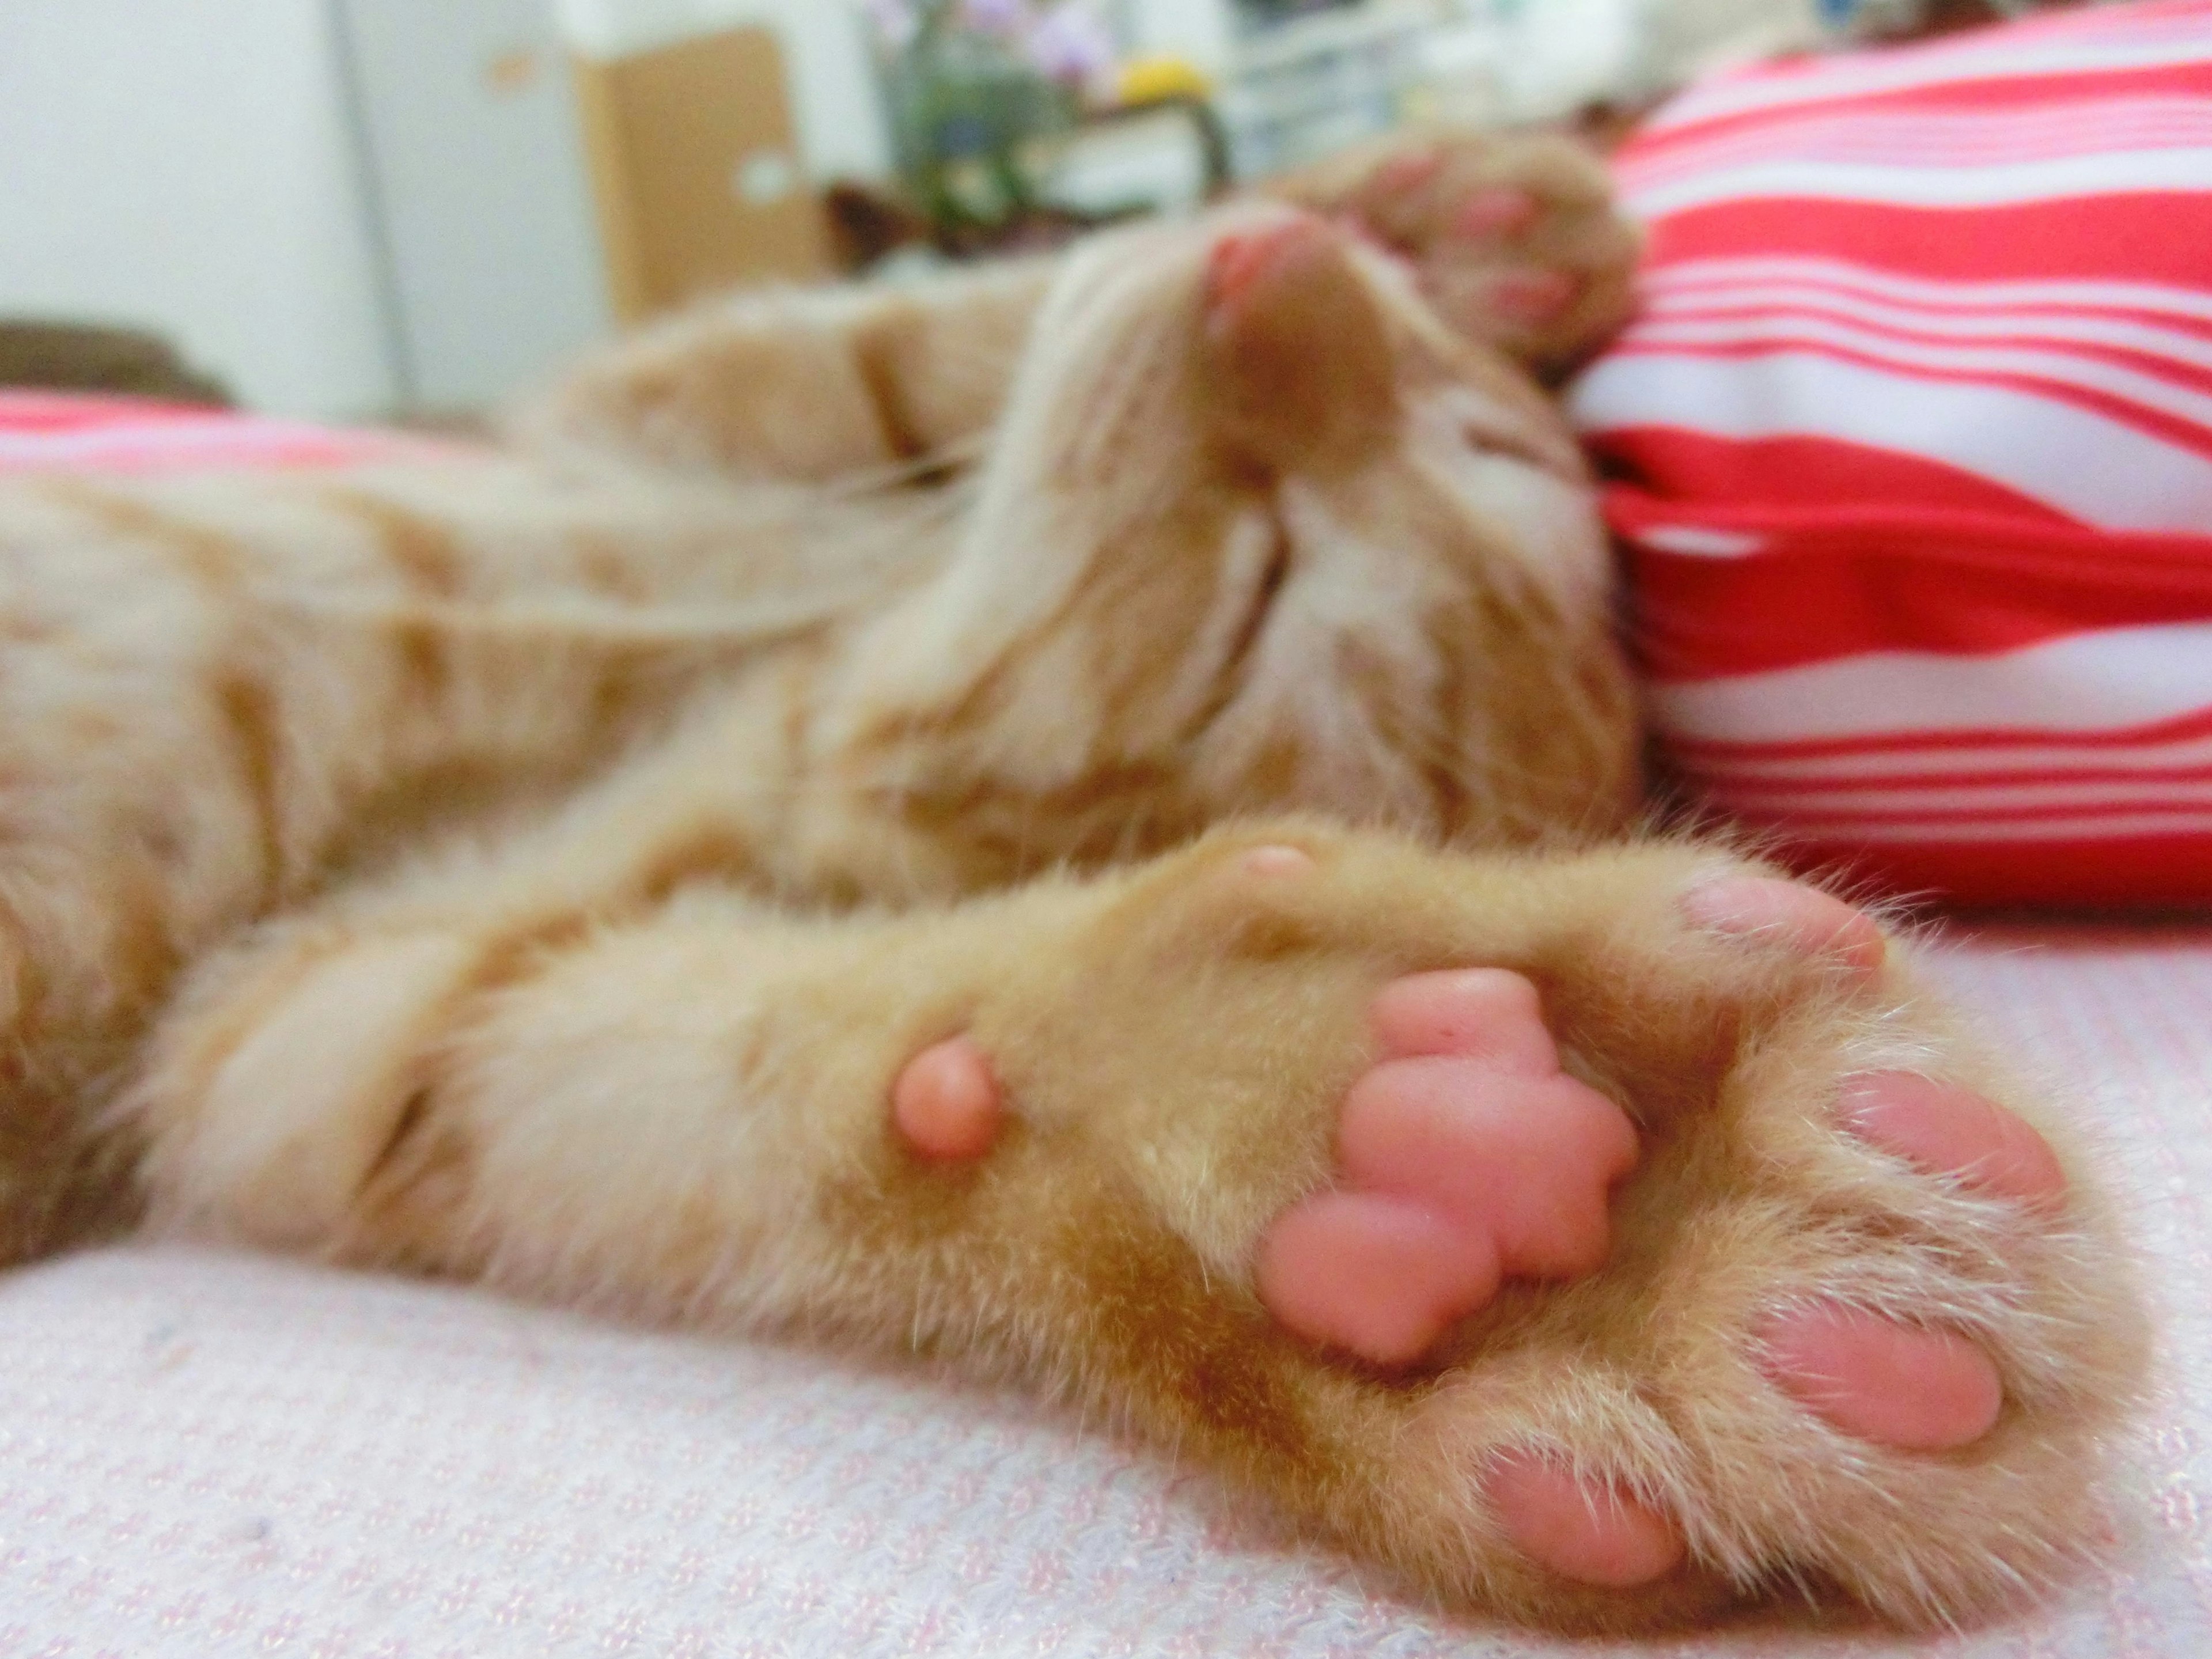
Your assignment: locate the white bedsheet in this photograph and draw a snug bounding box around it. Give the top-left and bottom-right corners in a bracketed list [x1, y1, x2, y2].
[1, 924, 2205, 1657]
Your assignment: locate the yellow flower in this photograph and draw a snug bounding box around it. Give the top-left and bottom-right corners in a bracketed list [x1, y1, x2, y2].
[1115, 54, 1213, 106]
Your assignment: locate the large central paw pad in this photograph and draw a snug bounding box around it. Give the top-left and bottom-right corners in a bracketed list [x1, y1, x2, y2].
[1254, 967, 1637, 1366]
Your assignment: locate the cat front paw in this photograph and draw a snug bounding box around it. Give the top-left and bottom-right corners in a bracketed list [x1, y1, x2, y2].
[1288, 132, 1641, 376]
[890, 830, 2149, 1631]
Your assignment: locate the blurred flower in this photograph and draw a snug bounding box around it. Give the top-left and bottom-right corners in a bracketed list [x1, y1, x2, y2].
[863, 0, 920, 50]
[1026, 3, 1116, 89]
[1117, 54, 1212, 105]
[960, 0, 1031, 37]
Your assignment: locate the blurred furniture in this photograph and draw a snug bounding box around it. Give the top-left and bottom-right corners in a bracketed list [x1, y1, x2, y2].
[572, 27, 835, 323]
[0, 322, 231, 407]
[827, 94, 1232, 271]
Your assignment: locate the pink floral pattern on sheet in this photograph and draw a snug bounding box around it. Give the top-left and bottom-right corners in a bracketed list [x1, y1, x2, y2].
[0, 392, 475, 475]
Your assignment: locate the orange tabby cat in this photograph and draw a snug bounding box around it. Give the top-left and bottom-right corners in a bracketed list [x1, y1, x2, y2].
[0, 134, 2146, 1633]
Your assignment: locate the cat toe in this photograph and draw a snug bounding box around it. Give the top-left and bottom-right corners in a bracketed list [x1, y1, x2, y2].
[1476, 268, 1585, 326]
[1838, 1071, 2067, 1205]
[1734, 1070, 2065, 1451]
[1756, 1306, 2004, 1450]
[1205, 216, 1338, 312]
[1681, 874, 1888, 974]
[1452, 186, 1543, 240]
[1199, 213, 1398, 473]
[1486, 1453, 1686, 1589]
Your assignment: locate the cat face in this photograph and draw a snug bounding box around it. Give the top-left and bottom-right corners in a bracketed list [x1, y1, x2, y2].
[836, 206, 1642, 876]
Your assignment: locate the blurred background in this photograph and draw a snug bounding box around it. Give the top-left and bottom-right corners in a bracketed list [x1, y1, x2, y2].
[0, 0, 1964, 422]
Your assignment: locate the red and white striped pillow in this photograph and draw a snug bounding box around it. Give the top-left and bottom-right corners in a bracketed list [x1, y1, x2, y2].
[1574, 0, 2212, 907]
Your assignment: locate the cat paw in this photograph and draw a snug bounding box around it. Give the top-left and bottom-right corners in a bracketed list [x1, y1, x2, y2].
[1246, 871, 2067, 1597]
[899, 829, 2148, 1631]
[1294, 132, 1641, 376]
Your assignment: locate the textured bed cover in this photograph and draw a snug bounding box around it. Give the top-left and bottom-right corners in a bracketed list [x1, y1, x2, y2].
[0, 923, 2203, 1657]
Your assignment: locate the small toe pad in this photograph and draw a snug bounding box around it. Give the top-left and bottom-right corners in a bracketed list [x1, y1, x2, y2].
[1487, 1453, 1685, 1589]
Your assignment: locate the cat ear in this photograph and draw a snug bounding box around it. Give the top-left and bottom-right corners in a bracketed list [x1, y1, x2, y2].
[1198, 217, 1398, 477]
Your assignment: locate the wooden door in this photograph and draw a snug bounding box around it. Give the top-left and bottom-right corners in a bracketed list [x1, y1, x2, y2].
[573, 28, 833, 323]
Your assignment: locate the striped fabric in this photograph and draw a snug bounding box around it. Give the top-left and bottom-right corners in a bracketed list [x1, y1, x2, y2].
[0, 391, 463, 474]
[1573, 0, 2212, 907]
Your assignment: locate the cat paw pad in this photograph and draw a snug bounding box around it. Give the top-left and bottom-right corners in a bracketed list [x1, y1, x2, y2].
[1244, 868, 2091, 1604]
[1198, 214, 1397, 472]
[1753, 1305, 2002, 1451]
[893, 1036, 1002, 1162]
[1484, 1453, 1685, 1589]
[1254, 967, 1639, 1366]
[1681, 874, 1887, 974]
[1837, 1071, 2067, 1205]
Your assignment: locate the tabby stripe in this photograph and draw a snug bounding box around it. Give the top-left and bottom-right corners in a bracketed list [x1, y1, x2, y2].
[210, 668, 286, 898]
[852, 308, 932, 464]
[316, 487, 467, 599]
[38, 480, 241, 586]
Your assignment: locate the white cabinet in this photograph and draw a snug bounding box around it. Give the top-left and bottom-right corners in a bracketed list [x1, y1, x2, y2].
[0, 0, 619, 418]
[0, 0, 400, 418]
[335, 0, 614, 410]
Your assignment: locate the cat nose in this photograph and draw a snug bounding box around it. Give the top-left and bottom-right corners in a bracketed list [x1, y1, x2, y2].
[1206, 214, 1340, 310]
[1199, 214, 1398, 476]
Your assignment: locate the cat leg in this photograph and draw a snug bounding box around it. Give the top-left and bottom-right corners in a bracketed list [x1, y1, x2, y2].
[516, 131, 1631, 479]
[129, 821, 2146, 1631]
[882, 829, 2142, 1628]
[509, 257, 1058, 483]
[0, 472, 795, 1116]
[1275, 131, 1642, 377]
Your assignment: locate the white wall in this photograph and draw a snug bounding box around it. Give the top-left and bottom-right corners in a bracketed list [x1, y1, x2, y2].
[0, 0, 400, 418]
[554, 0, 897, 181]
[339, 0, 614, 410]
[1128, 0, 1237, 74]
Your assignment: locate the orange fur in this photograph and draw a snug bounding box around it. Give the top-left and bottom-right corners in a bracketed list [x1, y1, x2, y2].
[0, 133, 2149, 1631]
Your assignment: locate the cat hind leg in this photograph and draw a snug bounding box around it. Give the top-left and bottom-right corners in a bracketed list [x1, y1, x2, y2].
[877, 827, 2146, 1628]
[130, 820, 2145, 1630]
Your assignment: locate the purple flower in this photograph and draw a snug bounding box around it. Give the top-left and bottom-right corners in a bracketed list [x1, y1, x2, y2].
[960, 0, 1031, 37]
[1026, 3, 1116, 87]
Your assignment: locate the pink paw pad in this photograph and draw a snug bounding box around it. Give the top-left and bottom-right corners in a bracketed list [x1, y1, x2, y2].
[1839, 1072, 2068, 1207]
[1255, 970, 1639, 1366]
[1757, 1305, 2003, 1450]
[1682, 876, 1887, 975]
[1484, 268, 1582, 325]
[1242, 844, 1317, 878]
[1259, 1194, 1499, 1368]
[1736, 1071, 2055, 1452]
[1373, 151, 1444, 196]
[892, 1036, 1003, 1163]
[1486, 1453, 1685, 1589]
[1455, 186, 1540, 238]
